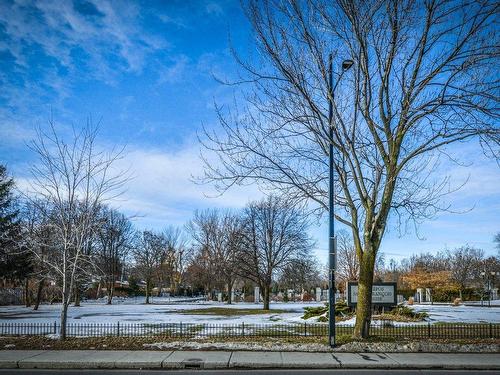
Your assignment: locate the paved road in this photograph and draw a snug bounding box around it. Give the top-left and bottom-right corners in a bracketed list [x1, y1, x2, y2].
[1, 369, 499, 374]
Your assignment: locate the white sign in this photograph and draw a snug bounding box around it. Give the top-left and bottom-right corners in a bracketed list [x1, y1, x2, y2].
[348, 283, 396, 305]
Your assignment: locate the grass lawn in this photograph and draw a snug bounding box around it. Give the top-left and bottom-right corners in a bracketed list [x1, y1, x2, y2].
[177, 307, 290, 316]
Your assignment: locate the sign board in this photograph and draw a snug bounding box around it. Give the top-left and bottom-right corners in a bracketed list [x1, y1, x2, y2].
[347, 282, 397, 307]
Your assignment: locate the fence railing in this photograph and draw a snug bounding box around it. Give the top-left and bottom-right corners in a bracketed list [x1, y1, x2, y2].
[1, 322, 499, 339]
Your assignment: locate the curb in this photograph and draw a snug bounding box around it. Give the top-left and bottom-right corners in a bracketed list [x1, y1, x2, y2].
[1, 350, 499, 370]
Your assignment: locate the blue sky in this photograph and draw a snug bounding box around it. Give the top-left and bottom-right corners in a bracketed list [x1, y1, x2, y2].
[0, 0, 499, 265]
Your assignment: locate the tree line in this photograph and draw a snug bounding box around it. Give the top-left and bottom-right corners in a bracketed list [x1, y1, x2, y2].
[0, 122, 319, 339]
[336, 229, 500, 301]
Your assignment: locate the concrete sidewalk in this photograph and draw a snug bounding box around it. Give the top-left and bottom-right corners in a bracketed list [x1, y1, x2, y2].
[0, 350, 499, 370]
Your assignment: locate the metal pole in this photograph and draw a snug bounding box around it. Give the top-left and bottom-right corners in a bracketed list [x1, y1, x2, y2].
[328, 53, 336, 348]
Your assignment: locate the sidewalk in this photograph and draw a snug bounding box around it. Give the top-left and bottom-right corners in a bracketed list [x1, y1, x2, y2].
[1, 350, 499, 370]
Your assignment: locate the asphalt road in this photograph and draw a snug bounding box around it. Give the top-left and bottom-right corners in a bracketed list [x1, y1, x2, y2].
[1, 370, 499, 375]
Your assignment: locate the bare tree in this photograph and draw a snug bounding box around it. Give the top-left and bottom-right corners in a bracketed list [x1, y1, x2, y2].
[187, 209, 242, 303]
[22, 198, 55, 310]
[447, 246, 484, 299]
[336, 230, 360, 286]
[278, 256, 321, 297]
[161, 226, 190, 295]
[201, 0, 499, 337]
[239, 195, 313, 310]
[95, 206, 134, 304]
[27, 120, 127, 339]
[132, 230, 165, 304]
[495, 233, 500, 252]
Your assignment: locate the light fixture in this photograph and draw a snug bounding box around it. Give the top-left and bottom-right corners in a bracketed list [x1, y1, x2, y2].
[342, 59, 354, 71]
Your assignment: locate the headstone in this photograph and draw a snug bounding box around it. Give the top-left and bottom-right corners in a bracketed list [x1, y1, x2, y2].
[492, 288, 498, 300]
[287, 289, 293, 300]
[315, 287, 321, 302]
[322, 290, 328, 300]
[217, 292, 222, 302]
[254, 287, 260, 303]
[335, 292, 341, 303]
[416, 288, 424, 303]
[425, 288, 432, 303]
[397, 294, 404, 304]
[230, 290, 235, 303]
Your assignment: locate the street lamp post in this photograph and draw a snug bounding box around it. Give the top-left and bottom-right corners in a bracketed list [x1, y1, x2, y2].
[328, 54, 353, 347]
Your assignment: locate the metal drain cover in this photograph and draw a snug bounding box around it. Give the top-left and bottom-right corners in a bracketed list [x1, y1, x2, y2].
[183, 358, 203, 369]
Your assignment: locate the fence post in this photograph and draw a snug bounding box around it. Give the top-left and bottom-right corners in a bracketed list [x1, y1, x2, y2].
[304, 322, 307, 336]
[490, 323, 493, 339]
[242, 322, 245, 336]
[428, 322, 431, 338]
[54, 321, 57, 335]
[180, 322, 183, 338]
[117, 321, 120, 337]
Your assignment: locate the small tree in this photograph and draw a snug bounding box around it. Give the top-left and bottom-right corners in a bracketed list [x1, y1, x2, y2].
[239, 195, 313, 310]
[162, 226, 189, 296]
[448, 246, 484, 299]
[132, 230, 165, 304]
[95, 206, 134, 304]
[27, 121, 127, 339]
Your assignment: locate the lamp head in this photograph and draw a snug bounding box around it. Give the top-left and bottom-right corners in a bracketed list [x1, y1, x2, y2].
[342, 59, 354, 71]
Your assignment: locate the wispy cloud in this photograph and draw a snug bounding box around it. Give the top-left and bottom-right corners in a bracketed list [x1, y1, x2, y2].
[0, 0, 168, 117]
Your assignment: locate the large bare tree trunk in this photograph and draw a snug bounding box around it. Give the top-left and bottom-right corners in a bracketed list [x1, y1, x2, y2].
[145, 279, 151, 304]
[73, 286, 81, 307]
[60, 300, 69, 340]
[96, 280, 102, 299]
[263, 284, 270, 310]
[353, 249, 376, 339]
[33, 279, 44, 310]
[226, 279, 233, 305]
[107, 281, 113, 305]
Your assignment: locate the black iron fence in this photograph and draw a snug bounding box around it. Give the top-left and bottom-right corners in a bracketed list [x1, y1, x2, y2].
[0, 322, 499, 339]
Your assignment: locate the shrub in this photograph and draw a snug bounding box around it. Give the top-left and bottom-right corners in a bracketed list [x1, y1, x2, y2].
[453, 297, 462, 306]
[302, 300, 352, 321]
[407, 297, 414, 305]
[385, 305, 428, 320]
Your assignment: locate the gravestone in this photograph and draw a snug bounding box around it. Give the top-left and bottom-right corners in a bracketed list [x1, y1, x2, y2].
[397, 294, 404, 304]
[416, 288, 424, 303]
[217, 292, 222, 302]
[230, 290, 235, 303]
[322, 290, 329, 300]
[316, 287, 321, 302]
[254, 287, 260, 303]
[335, 292, 341, 303]
[492, 288, 498, 300]
[425, 288, 432, 304]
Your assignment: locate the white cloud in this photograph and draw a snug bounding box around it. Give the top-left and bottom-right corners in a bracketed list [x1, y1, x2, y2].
[111, 145, 263, 229]
[157, 55, 190, 84]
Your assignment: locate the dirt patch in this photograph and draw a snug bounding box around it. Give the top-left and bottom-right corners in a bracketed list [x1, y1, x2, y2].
[1, 335, 498, 352]
[176, 307, 291, 316]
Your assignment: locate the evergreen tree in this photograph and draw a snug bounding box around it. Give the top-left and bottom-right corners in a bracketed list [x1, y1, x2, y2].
[0, 164, 31, 282]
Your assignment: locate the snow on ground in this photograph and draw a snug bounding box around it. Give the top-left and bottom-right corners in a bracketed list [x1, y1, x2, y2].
[412, 303, 500, 324]
[0, 299, 322, 325]
[1, 298, 499, 326]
